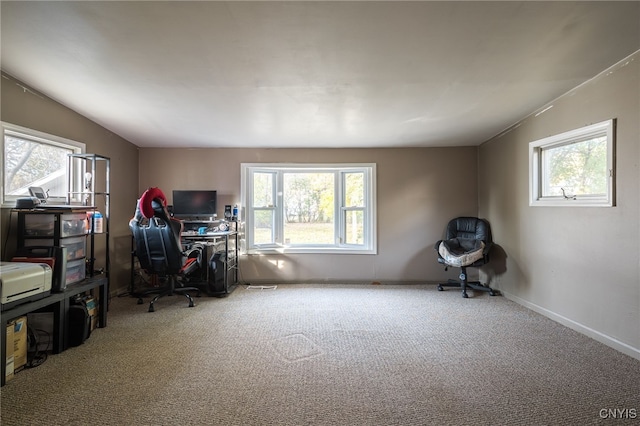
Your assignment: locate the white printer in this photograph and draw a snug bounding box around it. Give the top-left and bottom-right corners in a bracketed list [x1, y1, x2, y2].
[0, 262, 53, 311]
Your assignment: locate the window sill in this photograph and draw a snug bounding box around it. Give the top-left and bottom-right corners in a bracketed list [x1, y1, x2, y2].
[530, 197, 614, 207]
[246, 247, 377, 255]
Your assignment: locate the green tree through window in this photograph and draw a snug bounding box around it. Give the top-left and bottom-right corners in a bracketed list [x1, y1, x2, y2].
[242, 164, 376, 253]
[529, 119, 614, 207]
[2, 122, 84, 205]
[544, 136, 607, 197]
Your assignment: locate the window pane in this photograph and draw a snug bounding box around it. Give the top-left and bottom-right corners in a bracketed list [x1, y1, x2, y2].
[253, 172, 274, 207]
[345, 210, 364, 245]
[242, 162, 376, 253]
[253, 209, 275, 245]
[4, 136, 72, 196]
[284, 221, 334, 245]
[283, 172, 334, 244]
[542, 136, 607, 197]
[345, 172, 364, 206]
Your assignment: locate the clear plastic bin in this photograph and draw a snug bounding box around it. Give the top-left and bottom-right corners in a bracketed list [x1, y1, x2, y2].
[60, 237, 86, 260]
[24, 237, 86, 261]
[23, 239, 51, 248]
[24, 213, 88, 237]
[23, 214, 55, 236]
[60, 213, 88, 237]
[65, 259, 86, 285]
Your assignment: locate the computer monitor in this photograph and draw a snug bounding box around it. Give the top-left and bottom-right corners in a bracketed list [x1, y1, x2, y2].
[172, 190, 217, 219]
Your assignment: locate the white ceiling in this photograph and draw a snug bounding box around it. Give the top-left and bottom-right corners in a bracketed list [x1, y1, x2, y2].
[1, 1, 639, 148]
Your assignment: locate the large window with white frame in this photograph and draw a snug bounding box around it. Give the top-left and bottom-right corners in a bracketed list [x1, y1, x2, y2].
[529, 119, 615, 207]
[1, 122, 85, 207]
[242, 163, 377, 254]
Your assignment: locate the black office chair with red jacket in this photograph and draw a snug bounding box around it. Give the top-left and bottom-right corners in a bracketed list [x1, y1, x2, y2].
[435, 216, 497, 298]
[129, 187, 203, 312]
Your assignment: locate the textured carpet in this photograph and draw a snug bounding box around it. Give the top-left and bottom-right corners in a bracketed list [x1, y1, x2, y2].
[1, 284, 639, 425]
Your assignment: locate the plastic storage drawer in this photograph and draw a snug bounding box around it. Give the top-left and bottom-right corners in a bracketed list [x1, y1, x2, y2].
[65, 259, 86, 285]
[24, 213, 87, 237]
[61, 237, 86, 260]
[24, 237, 86, 261]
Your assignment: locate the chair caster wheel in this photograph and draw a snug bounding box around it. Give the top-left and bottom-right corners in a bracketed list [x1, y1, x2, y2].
[137, 298, 143, 305]
[437, 285, 444, 291]
[188, 301, 195, 308]
[462, 292, 469, 298]
[148, 304, 155, 312]
[489, 290, 496, 296]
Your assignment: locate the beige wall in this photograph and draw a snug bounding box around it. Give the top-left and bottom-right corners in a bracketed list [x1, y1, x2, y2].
[139, 147, 479, 284]
[1, 74, 140, 295]
[1, 71, 479, 293]
[478, 51, 640, 359]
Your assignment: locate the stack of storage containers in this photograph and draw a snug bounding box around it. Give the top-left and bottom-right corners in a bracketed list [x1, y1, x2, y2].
[20, 211, 88, 286]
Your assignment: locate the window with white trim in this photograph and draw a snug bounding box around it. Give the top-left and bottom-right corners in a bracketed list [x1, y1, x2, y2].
[242, 163, 376, 254]
[529, 119, 615, 207]
[2, 122, 85, 206]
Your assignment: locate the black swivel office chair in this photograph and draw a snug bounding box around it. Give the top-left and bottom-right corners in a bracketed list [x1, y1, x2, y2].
[129, 187, 203, 312]
[435, 216, 497, 298]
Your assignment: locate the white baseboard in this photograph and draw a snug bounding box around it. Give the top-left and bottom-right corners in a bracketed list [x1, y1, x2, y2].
[503, 291, 640, 361]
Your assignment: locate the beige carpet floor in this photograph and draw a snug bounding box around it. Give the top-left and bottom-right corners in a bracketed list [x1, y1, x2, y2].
[1, 284, 639, 425]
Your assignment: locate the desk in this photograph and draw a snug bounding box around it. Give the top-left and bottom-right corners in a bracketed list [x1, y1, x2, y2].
[1, 275, 107, 386]
[129, 229, 238, 297]
[181, 230, 238, 296]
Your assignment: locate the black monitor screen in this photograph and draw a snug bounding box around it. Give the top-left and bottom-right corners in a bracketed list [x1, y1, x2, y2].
[172, 190, 217, 219]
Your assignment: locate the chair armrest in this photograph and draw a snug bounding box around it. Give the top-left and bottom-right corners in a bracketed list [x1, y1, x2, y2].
[483, 241, 493, 257]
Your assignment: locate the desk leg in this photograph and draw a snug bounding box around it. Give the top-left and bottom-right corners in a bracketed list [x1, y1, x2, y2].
[98, 283, 108, 328]
[223, 236, 228, 293]
[53, 300, 64, 353]
[62, 296, 71, 351]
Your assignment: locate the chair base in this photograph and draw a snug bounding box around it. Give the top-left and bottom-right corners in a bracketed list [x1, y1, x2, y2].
[437, 279, 497, 298]
[146, 288, 199, 312]
[135, 275, 201, 311]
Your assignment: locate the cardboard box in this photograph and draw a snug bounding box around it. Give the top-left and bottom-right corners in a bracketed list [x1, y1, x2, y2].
[5, 321, 15, 382]
[5, 316, 27, 381]
[12, 316, 28, 372]
[85, 297, 98, 331]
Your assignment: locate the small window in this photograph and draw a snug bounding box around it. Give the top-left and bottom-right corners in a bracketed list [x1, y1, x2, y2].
[529, 119, 615, 207]
[2, 122, 85, 206]
[242, 163, 376, 254]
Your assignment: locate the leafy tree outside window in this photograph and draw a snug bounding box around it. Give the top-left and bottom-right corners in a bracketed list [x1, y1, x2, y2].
[542, 136, 607, 197]
[529, 119, 615, 207]
[242, 164, 376, 254]
[2, 122, 84, 205]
